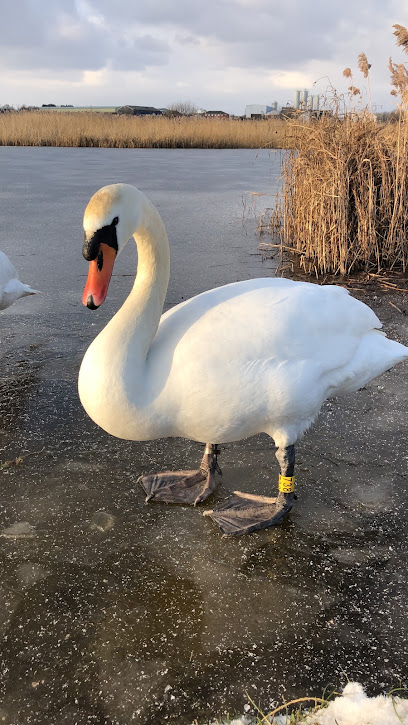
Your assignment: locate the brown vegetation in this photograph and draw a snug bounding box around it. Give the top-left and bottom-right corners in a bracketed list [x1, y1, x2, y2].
[260, 114, 408, 275]
[259, 25, 408, 277]
[0, 112, 290, 149]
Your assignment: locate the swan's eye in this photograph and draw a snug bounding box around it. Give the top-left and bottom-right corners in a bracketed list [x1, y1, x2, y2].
[112, 216, 119, 226]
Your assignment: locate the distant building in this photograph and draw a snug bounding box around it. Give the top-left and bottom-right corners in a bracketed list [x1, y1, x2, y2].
[300, 89, 308, 109]
[293, 90, 320, 112]
[203, 110, 229, 117]
[245, 104, 278, 119]
[116, 105, 162, 116]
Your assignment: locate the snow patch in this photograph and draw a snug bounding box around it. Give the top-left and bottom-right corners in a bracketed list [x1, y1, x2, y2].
[210, 682, 408, 725]
[302, 682, 408, 725]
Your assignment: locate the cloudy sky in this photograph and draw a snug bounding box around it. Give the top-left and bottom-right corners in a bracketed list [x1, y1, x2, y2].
[0, 0, 407, 114]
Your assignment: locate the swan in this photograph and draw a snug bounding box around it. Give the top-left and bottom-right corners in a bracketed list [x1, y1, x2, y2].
[0, 250, 37, 310]
[78, 183, 408, 536]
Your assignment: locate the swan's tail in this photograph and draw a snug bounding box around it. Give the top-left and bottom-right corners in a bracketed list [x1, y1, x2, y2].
[334, 330, 408, 395]
[21, 284, 39, 296]
[0, 280, 39, 309]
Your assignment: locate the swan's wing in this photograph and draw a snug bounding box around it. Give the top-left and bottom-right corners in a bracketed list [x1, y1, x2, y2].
[156, 279, 382, 373]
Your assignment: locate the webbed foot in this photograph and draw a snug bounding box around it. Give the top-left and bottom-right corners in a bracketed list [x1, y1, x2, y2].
[204, 490, 294, 536]
[138, 445, 222, 506]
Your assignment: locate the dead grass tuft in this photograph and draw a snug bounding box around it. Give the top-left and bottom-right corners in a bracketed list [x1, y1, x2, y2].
[393, 23, 408, 53]
[261, 114, 408, 275]
[259, 26, 408, 276]
[358, 53, 371, 78]
[388, 58, 408, 103]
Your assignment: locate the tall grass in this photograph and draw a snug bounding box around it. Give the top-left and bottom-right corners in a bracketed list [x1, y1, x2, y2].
[261, 114, 408, 275]
[260, 25, 408, 276]
[0, 112, 290, 149]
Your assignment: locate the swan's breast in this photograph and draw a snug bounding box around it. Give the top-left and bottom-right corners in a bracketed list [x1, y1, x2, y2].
[78, 332, 162, 441]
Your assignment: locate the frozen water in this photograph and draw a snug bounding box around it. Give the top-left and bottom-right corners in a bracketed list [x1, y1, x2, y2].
[0, 148, 407, 724]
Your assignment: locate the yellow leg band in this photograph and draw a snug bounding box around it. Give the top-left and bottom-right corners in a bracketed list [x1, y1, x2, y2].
[279, 474, 295, 493]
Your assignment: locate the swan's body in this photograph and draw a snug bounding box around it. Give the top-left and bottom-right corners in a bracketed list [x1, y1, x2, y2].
[0, 250, 37, 310]
[79, 184, 408, 535]
[80, 275, 406, 448]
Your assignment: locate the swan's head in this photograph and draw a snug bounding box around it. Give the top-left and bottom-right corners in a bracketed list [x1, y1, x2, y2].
[82, 184, 141, 309]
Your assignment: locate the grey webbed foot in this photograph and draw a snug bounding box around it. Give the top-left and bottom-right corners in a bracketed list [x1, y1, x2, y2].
[138, 444, 222, 506]
[204, 490, 294, 536]
[204, 443, 296, 536]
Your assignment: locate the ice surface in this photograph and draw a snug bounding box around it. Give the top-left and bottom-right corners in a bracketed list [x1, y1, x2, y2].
[0, 148, 407, 725]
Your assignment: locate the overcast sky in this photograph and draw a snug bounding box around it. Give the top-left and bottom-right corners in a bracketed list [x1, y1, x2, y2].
[0, 0, 406, 114]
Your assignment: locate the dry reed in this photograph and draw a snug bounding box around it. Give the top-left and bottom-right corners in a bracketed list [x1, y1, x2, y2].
[393, 24, 408, 53]
[262, 114, 408, 275]
[260, 27, 408, 276]
[0, 112, 291, 150]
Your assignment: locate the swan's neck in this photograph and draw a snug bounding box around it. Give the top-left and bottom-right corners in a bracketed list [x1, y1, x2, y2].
[111, 197, 170, 362]
[79, 191, 171, 439]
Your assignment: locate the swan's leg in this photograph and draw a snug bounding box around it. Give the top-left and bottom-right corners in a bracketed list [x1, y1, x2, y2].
[204, 444, 295, 536]
[138, 443, 222, 506]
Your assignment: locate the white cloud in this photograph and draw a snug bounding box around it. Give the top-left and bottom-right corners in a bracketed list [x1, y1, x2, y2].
[82, 69, 107, 86]
[57, 15, 84, 41]
[0, 0, 406, 113]
[76, 0, 106, 28]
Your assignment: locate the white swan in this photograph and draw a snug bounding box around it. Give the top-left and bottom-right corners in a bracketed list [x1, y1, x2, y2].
[0, 250, 37, 310]
[78, 184, 408, 535]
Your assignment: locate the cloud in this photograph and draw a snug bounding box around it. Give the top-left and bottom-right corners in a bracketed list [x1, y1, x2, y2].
[0, 0, 170, 72]
[0, 0, 406, 112]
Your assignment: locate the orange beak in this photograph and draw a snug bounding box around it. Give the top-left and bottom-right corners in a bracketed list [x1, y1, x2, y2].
[82, 243, 117, 309]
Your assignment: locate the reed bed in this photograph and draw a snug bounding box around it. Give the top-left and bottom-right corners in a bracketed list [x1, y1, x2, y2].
[260, 113, 408, 275]
[0, 112, 290, 149]
[260, 25, 408, 276]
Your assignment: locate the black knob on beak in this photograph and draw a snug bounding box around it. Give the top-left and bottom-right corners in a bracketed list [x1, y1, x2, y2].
[86, 295, 99, 310]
